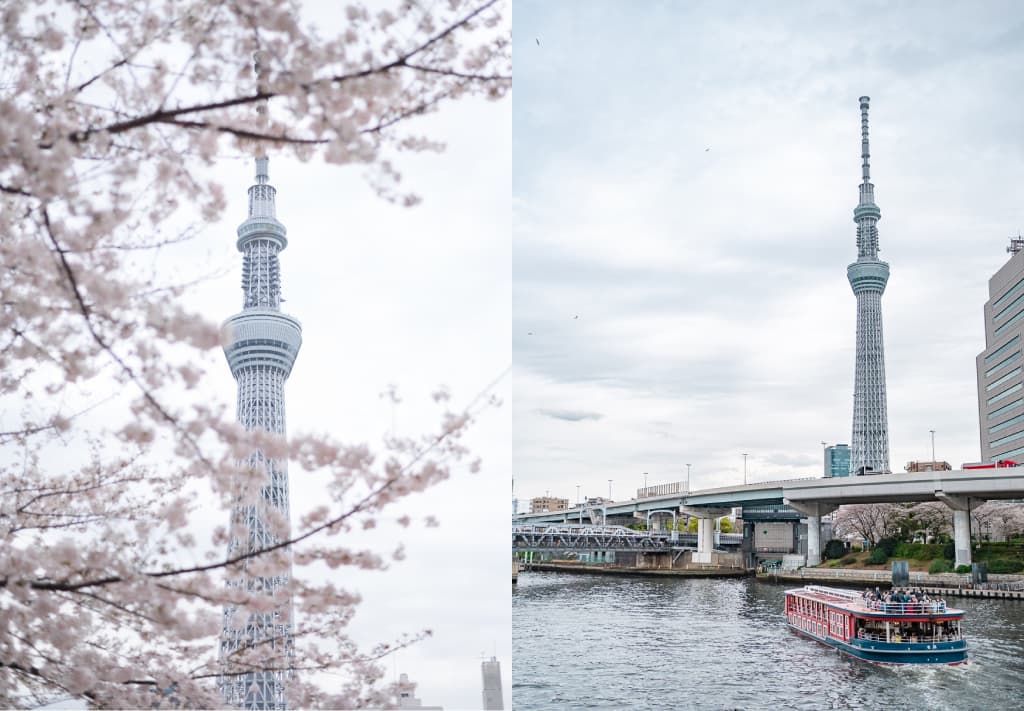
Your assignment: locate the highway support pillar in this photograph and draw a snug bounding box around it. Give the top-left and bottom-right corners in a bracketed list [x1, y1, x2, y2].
[697, 518, 713, 563]
[680, 506, 731, 564]
[936, 492, 972, 568]
[784, 500, 838, 567]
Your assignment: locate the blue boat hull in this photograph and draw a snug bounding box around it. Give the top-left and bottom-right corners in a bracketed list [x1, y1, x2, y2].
[789, 624, 967, 665]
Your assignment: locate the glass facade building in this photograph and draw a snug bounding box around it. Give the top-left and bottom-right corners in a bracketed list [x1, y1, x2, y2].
[825, 444, 851, 478]
[977, 242, 1024, 463]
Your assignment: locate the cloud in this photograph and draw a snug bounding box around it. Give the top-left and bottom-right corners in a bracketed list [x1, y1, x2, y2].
[536, 407, 603, 422]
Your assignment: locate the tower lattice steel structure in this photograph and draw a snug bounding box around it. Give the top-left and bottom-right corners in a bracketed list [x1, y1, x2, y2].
[218, 154, 302, 710]
[847, 96, 891, 475]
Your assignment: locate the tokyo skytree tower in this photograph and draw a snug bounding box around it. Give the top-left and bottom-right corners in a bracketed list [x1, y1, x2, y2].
[847, 96, 891, 475]
[218, 152, 302, 709]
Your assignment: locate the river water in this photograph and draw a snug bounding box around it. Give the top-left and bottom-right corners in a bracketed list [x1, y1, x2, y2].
[512, 572, 1024, 710]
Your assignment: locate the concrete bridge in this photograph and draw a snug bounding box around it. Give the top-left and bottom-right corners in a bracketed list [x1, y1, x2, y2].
[514, 469, 1024, 567]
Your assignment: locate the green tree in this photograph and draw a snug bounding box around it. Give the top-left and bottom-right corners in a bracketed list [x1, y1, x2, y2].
[867, 548, 889, 565]
[823, 539, 846, 560]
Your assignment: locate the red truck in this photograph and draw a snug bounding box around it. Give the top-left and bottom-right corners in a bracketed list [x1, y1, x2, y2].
[961, 459, 1020, 469]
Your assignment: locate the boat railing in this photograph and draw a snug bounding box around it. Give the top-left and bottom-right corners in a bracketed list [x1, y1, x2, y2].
[855, 629, 961, 643]
[855, 631, 886, 642]
[802, 585, 862, 601]
[866, 599, 947, 614]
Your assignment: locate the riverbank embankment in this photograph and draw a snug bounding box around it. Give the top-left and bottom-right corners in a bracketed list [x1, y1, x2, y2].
[760, 568, 1024, 600]
[530, 562, 747, 578]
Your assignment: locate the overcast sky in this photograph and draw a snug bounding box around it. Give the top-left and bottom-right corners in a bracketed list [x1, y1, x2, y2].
[512, 1, 1024, 508]
[173, 74, 509, 711]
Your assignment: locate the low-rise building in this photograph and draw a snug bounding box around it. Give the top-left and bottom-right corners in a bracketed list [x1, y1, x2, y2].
[529, 496, 568, 513]
[397, 673, 443, 710]
[905, 460, 952, 472]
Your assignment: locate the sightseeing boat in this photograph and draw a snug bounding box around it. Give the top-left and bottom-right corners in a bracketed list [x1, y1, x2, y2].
[784, 585, 967, 665]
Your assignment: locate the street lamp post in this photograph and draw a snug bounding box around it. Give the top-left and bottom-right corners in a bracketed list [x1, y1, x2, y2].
[742, 453, 748, 486]
[643, 471, 648, 495]
[686, 464, 691, 492]
[930, 429, 936, 467]
[577, 484, 582, 524]
[608, 479, 613, 501]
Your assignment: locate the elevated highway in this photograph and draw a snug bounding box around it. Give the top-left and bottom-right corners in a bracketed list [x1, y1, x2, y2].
[514, 469, 1024, 567]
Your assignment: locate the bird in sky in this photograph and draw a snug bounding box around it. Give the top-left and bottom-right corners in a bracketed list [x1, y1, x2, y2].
[705, 147, 710, 152]
[536, 38, 540, 46]
[573, 315, 578, 319]
[527, 331, 534, 335]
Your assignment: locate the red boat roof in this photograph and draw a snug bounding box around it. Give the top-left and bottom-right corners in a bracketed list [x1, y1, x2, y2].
[786, 584, 964, 618]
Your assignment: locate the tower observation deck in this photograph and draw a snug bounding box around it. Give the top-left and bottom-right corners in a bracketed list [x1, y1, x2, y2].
[847, 96, 891, 475]
[219, 155, 302, 710]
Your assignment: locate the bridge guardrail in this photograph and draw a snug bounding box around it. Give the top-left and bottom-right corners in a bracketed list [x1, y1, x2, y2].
[513, 523, 745, 552]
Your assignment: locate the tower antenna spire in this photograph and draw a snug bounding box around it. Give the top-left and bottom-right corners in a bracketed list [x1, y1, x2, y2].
[253, 49, 269, 184]
[859, 95, 871, 185]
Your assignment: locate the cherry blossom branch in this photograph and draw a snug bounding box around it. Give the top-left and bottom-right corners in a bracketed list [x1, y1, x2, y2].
[40, 205, 216, 471]
[0, 184, 32, 197]
[9, 366, 503, 594]
[364, 85, 461, 135]
[13, 471, 144, 515]
[159, 119, 327, 145]
[395, 0, 499, 62]
[16, 412, 469, 592]
[402, 62, 509, 81]
[57, 0, 506, 147]
[0, 649, 99, 706]
[62, 588, 158, 625]
[0, 390, 122, 443]
[0, 422, 63, 440]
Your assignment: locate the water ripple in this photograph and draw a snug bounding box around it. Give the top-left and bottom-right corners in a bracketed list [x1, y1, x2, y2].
[513, 573, 1024, 710]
